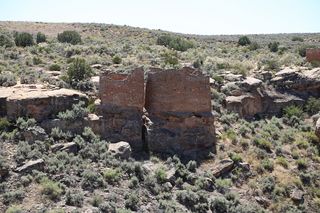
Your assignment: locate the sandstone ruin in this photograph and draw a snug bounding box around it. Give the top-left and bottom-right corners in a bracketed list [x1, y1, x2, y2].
[306, 48, 320, 62]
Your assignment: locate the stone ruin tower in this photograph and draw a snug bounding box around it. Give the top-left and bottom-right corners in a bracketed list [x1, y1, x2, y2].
[97, 67, 215, 153]
[306, 48, 320, 62]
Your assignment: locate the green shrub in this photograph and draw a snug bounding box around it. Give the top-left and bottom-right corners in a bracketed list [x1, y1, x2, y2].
[33, 57, 43, 65]
[40, 177, 63, 200]
[57, 31, 81, 44]
[5, 205, 22, 213]
[36, 32, 46, 43]
[268, 42, 279, 52]
[65, 190, 83, 207]
[260, 175, 275, 192]
[292, 37, 304, 42]
[176, 190, 198, 205]
[209, 196, 228, 213]
[0, 35, 13, 47]
[310, 60, 320, 68]
[155, 167, 167, 183]
[3, 190, 25, 205]
[57, 101, 90, 121]
[0, 73, 17, 87]
[248, 42, 260, 51]
[66, 58, 93, 84]
[157, 35, 195, 51]
[49, 64, 61, 71]
[112, 56, 122, 64]
[15, 32, 34, 47]
[276, 156, 289, 168]
[296, 159, 307, 169]
[103, 168, 121, 184]
[265, 60, 280, 70]
[282, 105, 303, 119]
[231, 154, 243, 163]
[305, 97, 320, 115]
[124, 190, 140, 210]
[238, 36, 251, 46]
[99, 201, 117, 213]
[92, 195, 102, 207]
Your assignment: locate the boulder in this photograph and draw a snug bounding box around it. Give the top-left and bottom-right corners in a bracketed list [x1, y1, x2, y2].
[290, 188, 304, 201]
[51, 142, 78, 154]
[15, 159, 44, 173]
[0, 87, 87, 121]
[108, 141, 132, 159]
[23, 126, 48, 143]
[210, 159, 234, 177]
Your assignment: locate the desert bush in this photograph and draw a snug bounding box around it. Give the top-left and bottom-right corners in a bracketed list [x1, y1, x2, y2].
[296, 159, 307, 169]
[81, 169, 104, 190]
[310, 60, 320, 68]
[186, 160, 197, 172]
[305, 97, 320, 115]
[210, 196, 229, 213]
[15, 32, 34, 47]
[99, 201, 117, 213]
[33, 57, 43, 65]
[155, 167, 167, 183]
[49, 64, 61, 71]
[216, 178, 231, 194]
[0, 73, 17, 87]
[260, 175, 275, 192]
[221, 83, 240, 96]
[36, 32, 46, 43]
[248, 42, 260, 51]
[112, 56, 122, 64]
[282, 105, 304, 119]
[103, 168, 121, 184]
[292, 37, 304, 42]
[157, 35, 195, 51]
[65, 190, 83, 207]
[265, 60, 280, 70]
[3, 190, 25, 205]
[268, 42, 279, 52]
[0, 35, 14, 47]
[176, 190, 198, 205]
[57, 31, 81, 44]
[57, 101, 90, 121]
[5, 205, 22, 213]
[40, 177, 63, 200]
[238, 36, 251, 46]
[276, 156, 289, 168]
[124, 190, 140, 210]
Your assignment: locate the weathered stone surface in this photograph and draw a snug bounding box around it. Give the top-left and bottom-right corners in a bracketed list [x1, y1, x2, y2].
[108, 141, 132, 159]
[51, 142, 78, 154]
[315, 118, 320, 143]
[23, 126, 48, 143]
[226, 76, 305, 118]
[306, 48, 320, 62]
[290, 188, 304, 201]
[0, 87, 87, 121]
[210, 159, 234, 177]
[15, 159, 44, 173]
[91, 64, 102, 69]
[270, 67, 320, 97]
[255, 196, 270, 208]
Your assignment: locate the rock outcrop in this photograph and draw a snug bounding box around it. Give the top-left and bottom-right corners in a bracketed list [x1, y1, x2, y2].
[108, 141, 132, 159]
[15, 159, 44, 173]
[0, 86, 88, 122]
[315, 118, 320, 143]
[225, 75, 305, 118]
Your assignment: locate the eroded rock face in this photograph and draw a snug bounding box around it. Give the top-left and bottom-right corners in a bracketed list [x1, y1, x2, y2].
[210, 159, 234, 177]
[0, 87, 87, 122]
[225, 76, 305, 118]
[108, 141, 132, 159]
[15, 159, 44, 173]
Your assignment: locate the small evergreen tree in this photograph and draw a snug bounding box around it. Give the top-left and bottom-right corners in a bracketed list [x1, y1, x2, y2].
[268, 42, 279, 52]
[14, 32, 34, 47]
[57, 31, 81, 45]
[36, 32, 46, 43]
[238, 36, 251, 46]
[67, 58, 93, 84]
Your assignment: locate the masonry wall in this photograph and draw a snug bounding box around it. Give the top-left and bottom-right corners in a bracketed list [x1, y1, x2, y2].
[306, 48, 320, 62]
[145, 67, 212, 113]
[99, 68, 145, 109]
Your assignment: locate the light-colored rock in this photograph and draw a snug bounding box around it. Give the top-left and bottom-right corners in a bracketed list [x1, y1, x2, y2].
[23, 126, 48, 143]
[0, 87, 87, 122]
[15, 159, 44, 173]
[108, 141, 132, 159]
[290, 188, 304, 201]
[51, 142, 78, 154]
[210, 158, 234, 177]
